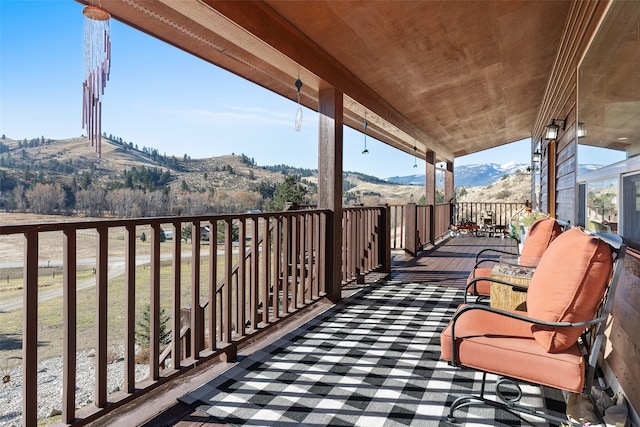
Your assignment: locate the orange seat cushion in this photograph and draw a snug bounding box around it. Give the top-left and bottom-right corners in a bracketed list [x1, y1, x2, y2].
[527, 228, 612, 352]
[520, 218, 563, 259]
[440, 306, 585, 393]
[466, 267, 492, 296]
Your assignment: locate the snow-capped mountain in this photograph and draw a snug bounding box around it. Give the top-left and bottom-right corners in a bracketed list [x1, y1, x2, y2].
[385, 163, 605, 187]
[385, 162, 529, 187]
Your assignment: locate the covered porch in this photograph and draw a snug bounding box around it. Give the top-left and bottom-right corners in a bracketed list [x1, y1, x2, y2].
[2, 0, 639, 425]
[94, 235, 570, 427]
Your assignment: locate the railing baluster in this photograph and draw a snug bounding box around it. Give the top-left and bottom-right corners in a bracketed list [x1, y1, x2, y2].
[124, 225, 136, 391]
[400, 205, 405, 248]
[191, 221, 201, 356]
[150, 224, 161, 379]
[96, 227, 108, 406]
[208, 220, 217, 351]
[23, 231, 38, 427]
[238, 219, 246, 336]
[319, 213, 327, 295]
[223, 219, 233, 343]
[282, 216, 290, 314]
[260, 218, 269, 323]
[274, 217, 281, 319]
[341, 213, 348, 282]
[371, 209, 377, 271]
[251, 218, 259, 328]
[291, 215, 299, 309]
[306, 213, 314, 301]
[63, 228, 77, 423]
[172, 222, 182, 363]
[298, 215, 306, 306]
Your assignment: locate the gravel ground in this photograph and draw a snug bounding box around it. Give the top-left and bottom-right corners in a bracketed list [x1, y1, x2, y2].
[0, 349, 150, 426]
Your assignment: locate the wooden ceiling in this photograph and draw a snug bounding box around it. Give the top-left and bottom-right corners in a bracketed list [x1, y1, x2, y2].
[79, 0, 571, 161]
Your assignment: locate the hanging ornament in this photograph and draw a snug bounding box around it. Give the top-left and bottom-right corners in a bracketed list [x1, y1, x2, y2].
[294, 77, 303, 131]
[413, 146, 418, 168]
[362, 113, 369, 154]
[82, 5, 111, 157]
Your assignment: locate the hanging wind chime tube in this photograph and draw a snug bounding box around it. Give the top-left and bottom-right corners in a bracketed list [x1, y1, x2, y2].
[362, 113, 369, 154]
[294, 77, 303, 131]
[82, 5, 111, 157]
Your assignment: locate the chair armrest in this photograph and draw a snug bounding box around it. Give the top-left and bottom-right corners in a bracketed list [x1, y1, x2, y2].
[471, 258, 500, 271]
[448, 303, 608, 366]
[475, 248, 518, 264]
[464, 276, 526, 303]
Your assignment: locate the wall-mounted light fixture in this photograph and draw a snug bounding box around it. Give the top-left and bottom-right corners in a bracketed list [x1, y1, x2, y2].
[577, 122, 586, 138]
[532, 149, 541, 163]
[545, 118, 566, 140]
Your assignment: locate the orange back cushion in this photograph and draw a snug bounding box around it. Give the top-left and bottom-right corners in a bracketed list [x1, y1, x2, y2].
[527, 227, 612, 352]
[521, 218, 563, 258]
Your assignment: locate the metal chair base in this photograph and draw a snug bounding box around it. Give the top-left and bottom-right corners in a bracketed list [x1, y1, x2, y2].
[446, 373, 590, 426]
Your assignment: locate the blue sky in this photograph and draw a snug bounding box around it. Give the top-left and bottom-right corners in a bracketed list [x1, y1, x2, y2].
[0, 1, 623, 179]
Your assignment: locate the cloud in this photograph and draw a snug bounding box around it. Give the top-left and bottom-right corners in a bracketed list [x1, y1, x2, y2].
[152, 104, 294, 127]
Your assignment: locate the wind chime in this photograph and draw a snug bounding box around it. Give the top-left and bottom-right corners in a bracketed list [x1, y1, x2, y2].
[362, 112, 369, 154]
[413, 146, 418, 168]
[82, 5, 111, 157]
[294, 77, 303, 131]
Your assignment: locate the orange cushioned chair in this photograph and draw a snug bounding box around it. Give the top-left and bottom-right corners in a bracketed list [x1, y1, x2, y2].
[441, 228, 626, 425]
[466, 217, 565, 301]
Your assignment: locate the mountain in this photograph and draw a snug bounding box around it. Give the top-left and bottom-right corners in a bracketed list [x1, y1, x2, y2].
[383, 174, 425, 186]
[386, 162, 529, 187]
[387, 162, 607, 188]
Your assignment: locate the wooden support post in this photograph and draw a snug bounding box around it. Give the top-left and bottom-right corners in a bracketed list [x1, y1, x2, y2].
[23, 232, 38, 427]
[405, 203, 418, 256]
[318, 87, 343, 303]
[379, 205, 392, 273]
[425, 151, 436, 243]
[63, 229, 77, 423]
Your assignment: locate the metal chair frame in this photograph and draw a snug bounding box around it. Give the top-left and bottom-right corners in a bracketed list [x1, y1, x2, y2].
[447, 233, 627, 426]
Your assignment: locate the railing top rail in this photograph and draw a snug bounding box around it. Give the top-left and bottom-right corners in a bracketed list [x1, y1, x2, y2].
[0, 209, 332, 236]
[343, 205, 387, 211]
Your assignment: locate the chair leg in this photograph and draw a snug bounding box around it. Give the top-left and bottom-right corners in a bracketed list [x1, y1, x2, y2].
[447, 373, 581, 426]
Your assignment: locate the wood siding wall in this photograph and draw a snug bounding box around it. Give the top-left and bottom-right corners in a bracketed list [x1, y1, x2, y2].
[534, 0, 608, 222]
[536, 0, 640, 417]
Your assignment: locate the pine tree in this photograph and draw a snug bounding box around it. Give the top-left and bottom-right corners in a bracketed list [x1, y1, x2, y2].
[135, 303, 172, 347]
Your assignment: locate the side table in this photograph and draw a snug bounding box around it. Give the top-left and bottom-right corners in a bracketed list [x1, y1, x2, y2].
[489, 256, 539, 311]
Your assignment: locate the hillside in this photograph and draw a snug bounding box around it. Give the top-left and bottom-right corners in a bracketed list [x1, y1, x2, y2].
[457, 171, 532, 203]
[0, 137, 424, 212]
[0, 136, 281, 193]
[0, 136, 537, 215]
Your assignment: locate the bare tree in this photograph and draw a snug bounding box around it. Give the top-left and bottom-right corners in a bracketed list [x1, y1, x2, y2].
[26, 183, 65, 214]
[76, 185, 106, 217]
[11, 183, 27, 212]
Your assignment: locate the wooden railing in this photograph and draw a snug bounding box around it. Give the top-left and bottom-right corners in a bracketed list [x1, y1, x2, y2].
[0, 206, 396, 426]
[342, 206, 390, 283]
[453, 202, 526, 230]
[434, 203, 451, 239]
[0, 201, 525, 425]
[389, 204, 406, 249]
[390, 201, 526, 253]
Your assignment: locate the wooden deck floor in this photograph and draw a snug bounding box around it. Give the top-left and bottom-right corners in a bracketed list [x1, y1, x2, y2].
[96, 235, 519, 427]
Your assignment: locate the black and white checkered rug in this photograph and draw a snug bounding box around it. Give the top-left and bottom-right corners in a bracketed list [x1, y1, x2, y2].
[181, 281, 565, 426]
